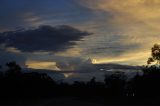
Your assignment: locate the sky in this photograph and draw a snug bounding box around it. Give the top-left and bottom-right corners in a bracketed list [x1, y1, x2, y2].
[0, 0, 160, 72]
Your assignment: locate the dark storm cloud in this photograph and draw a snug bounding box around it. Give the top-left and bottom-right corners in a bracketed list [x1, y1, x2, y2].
[0, 25, 90, 52]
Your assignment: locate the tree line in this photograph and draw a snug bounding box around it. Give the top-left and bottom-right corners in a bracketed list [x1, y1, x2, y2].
[0, 44, 160, 105]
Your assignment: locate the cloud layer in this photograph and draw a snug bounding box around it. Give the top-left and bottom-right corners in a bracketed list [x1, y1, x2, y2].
[1, 0, 159, 68]
[0, 25, 90, 52]
[75, 0, 160, 65]
[0, 0, 95, 31]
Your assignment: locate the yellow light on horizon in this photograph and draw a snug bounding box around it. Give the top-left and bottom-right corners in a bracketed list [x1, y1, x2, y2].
[92, 50, 150, 65]
[25, 60, 60, 70]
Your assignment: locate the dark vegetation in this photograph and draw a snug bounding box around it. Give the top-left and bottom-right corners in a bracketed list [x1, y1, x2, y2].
[1, 44, 160, 106]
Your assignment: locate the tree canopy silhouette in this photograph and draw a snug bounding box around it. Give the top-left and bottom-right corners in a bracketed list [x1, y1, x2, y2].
[147, 44, 160, 65]
[6, 61, 21, 76]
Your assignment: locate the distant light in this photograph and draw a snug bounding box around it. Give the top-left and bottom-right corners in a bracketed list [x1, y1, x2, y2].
[100, 69, 104, 71]
[92, 59, 97, 64]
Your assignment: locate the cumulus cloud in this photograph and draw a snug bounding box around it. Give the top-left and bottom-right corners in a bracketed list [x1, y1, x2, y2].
[0, 25, 90, 52]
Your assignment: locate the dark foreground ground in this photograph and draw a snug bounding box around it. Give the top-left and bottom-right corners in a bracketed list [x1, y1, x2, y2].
[27, 98, 105, 106]
[1, 62, 160, 106]
[0, 98, 105, 106]
[1, 97, 160, 106]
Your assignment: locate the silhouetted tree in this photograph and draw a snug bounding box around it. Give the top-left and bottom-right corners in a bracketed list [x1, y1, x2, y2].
[5, 61, 21, 76]
[147, 44, 160, 65]
[104, 72, 126, 97]
[87, 77, 96, 86]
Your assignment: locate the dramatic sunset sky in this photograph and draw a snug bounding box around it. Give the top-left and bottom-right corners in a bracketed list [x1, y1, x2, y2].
[0, 0, 160, 71]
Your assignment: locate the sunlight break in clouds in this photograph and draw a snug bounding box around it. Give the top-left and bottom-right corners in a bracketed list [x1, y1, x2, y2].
[25, 60, 60, 70]
[77, 0, 160, 65]
[93, 50, 150, 65]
